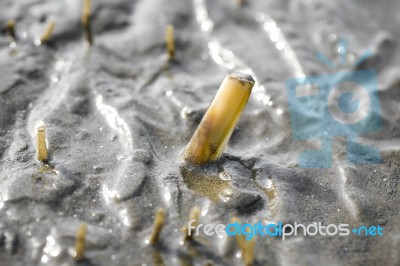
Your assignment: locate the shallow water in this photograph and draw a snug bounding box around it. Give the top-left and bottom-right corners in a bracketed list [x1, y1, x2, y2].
[0, 0, 399, 265]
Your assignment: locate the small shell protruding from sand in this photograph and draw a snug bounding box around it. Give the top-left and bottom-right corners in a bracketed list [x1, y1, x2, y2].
[165, 24, 175, 61]
[36, 125, 48, 162]
[182, 206, 201, 241]
[74, 223, 88, 262]
[183, 72, 255, 164]
[39, 20, 56, 44]
[149, 208, 166, 245]
[5, 20, 16, 39]
[81, 0, 93, 45]
[232, 217, 255, 266]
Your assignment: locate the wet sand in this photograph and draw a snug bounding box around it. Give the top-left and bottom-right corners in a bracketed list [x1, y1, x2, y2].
[0, 0, 399, 265]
